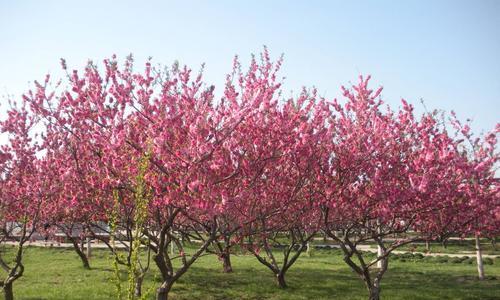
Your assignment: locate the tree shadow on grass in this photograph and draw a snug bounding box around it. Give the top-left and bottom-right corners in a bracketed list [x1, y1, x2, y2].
[169, 263, 500, 300]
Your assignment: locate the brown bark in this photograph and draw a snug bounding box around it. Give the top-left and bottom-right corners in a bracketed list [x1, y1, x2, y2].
[3, 282, 13, 300]
[69, 237, 90, 269]
[156, 280, 174, 300]
[135, 275, 144, 297]
[276, 272, 287, 288]
[368, 286, 380, 300]
[221, 251, 233, 273]
[221, 234, 233, 273]
[86, 238, 92, 259]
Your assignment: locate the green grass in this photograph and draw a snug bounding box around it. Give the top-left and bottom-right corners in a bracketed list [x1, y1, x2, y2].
[390, 240, 499, 255]
[312, 237, 499, 255]
[1, 246, 499, 300]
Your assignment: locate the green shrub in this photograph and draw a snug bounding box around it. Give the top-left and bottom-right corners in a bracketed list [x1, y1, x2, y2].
[450, 257, 462, 264]
[400, 252, 414, 259]
[463, 258, 474, 264]
[414, 253, 424, 259]
[435, 256, 449, 263]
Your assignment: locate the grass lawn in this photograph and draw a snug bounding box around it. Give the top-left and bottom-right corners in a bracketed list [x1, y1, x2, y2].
[312, 237, 499, 256]
[1, 246, 499, 300]
[388, 240, 499, 256]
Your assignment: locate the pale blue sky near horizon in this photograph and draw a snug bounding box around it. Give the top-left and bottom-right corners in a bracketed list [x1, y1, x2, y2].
[0, 0, 499, 141]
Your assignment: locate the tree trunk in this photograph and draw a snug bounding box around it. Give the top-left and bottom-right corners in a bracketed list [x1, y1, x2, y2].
[134, 275, 144, 297]
[70, 238, 90, 269]
[3, 282, 14, 300]
[276, 272, 287, 288]
[156, 280, 173, 300]
[220, 234, 233, 273]
[368, 286, 380, 300]
[221, 251, 233, 273]
[376, 245, 383, 269]
[475, 234, 485, 280]
[376, 220, 383, 269]
[425, 240, 430, 252]
[86, 238, 92, 259]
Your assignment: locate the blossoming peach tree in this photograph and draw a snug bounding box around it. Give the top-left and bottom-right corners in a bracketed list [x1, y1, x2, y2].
[0, 99, 49, 300]
[318, 76, 498, 300]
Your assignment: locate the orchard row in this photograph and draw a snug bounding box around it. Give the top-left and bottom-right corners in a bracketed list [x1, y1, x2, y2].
[0, 50, 498, 300]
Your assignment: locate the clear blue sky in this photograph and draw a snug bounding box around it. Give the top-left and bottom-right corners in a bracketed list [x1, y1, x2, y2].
[0, 0, 499, 137]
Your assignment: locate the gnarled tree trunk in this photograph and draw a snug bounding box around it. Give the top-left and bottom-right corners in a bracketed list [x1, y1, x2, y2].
[156, 280, 174, 300]
[3, 282, 14, 300]
[368, 286, 380, 300]
[221, 234, 233, 273]
[276, 271, 287, 288]
[69, 237, 90, 269]
[221, 251, 233, 273]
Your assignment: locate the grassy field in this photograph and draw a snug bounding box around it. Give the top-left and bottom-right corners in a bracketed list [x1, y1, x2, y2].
[1, 246, 499, 300]
[309, 237, 499, 256]
[386, 240, 499, 255]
